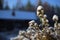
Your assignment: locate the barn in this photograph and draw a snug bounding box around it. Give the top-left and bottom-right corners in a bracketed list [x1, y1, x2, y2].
[0, 10, 38, 31]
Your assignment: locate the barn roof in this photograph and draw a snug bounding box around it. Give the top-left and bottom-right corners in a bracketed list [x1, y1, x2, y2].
[0, 10, 37, 20]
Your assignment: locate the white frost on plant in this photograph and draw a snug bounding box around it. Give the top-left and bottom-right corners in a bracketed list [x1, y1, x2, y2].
[34, 23, 38, 27]
[52, 15, 58, 21]
[19, 31, 25, 35]
[37, 6, 43, 11]
[29, 20, 35, 24]
[46, 19, 49, 23]
[37, 6, 44, 17]
[44, 14, 47, 18]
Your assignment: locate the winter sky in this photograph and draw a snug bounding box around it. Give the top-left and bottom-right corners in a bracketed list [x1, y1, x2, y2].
[4, 0, 60, 9]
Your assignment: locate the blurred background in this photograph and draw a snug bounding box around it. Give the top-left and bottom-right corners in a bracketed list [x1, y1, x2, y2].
[0, 0, 60, 40]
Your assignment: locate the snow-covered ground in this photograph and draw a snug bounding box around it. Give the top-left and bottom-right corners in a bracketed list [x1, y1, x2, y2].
[0, 28, 23, 40]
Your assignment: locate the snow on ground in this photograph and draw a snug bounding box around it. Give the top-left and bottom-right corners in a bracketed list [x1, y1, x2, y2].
[0, 28, 23, 40]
